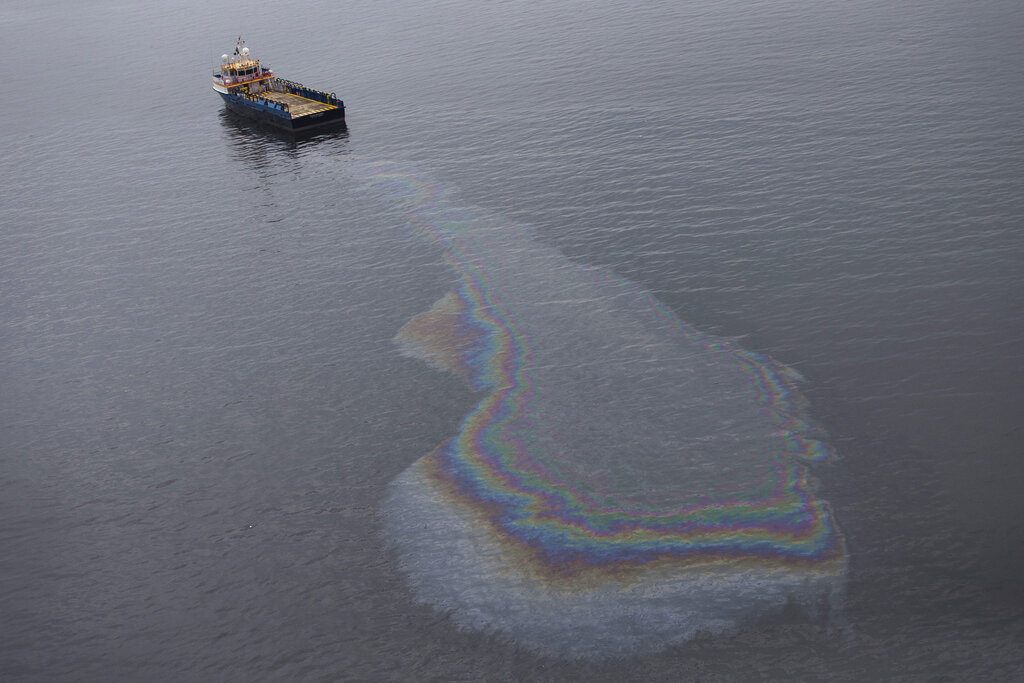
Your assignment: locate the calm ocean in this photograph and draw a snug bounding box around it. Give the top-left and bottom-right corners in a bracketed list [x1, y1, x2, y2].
[2, 0, 1022, 679]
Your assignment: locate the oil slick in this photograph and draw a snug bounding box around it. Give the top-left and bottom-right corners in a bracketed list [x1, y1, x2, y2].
[360, 162, 846, 659]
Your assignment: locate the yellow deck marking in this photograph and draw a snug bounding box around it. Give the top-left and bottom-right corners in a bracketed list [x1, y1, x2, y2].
[258, 91, 338, 118]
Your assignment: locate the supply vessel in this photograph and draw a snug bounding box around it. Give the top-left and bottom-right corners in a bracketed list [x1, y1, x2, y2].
[212, 38, 345, 133]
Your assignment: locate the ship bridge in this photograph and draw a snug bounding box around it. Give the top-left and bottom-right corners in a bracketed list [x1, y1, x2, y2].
[216, 39, 274, 88]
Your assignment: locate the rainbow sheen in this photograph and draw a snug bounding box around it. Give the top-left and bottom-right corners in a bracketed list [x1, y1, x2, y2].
[358, 161, 846, 658]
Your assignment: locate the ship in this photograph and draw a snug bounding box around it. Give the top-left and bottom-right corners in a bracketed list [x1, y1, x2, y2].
[212, 38, 345, 133]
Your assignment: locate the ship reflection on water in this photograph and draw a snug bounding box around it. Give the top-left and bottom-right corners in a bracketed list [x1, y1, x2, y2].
[218, 109, 350, 177]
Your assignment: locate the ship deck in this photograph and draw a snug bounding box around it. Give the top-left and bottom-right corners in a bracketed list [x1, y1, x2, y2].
[260, 91, 338, 118]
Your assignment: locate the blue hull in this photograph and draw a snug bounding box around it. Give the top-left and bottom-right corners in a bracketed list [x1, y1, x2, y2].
[219, 92, 346, 133]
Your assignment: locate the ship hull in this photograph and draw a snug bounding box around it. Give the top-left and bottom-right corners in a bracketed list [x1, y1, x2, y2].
[219, 92, 345, 133]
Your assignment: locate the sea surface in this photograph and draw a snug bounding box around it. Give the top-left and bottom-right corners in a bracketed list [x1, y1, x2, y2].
[2, 0, 1023, 680]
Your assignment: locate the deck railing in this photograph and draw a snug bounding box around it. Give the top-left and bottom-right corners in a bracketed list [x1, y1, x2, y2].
[274, 78, 344, 107]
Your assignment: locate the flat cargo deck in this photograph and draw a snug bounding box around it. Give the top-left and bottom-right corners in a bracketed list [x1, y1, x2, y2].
[260, 91, 338, 118]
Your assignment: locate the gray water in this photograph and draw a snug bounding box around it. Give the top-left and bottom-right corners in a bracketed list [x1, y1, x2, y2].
[2, 0, 1023, 679]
